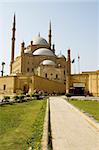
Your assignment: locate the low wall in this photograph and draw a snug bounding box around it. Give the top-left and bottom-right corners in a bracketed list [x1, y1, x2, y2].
[0, 76, 15, 95]
[0, 75, 65, 96]
[33, 76, 66, 94]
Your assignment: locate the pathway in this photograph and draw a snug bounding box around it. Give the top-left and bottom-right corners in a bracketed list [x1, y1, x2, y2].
[49, 96, 99, 150]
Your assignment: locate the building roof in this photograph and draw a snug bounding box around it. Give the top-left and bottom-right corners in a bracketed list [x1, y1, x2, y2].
[40, 60, 56, 66]
[33, 48, 55, 56]
[33, 36, 48, 45]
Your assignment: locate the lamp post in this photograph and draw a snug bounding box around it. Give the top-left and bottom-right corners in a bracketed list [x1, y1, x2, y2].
[1, 62, 5, 76]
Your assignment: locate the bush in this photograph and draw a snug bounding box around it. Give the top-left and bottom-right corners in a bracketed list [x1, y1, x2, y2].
[66, 93, 73, 97]
[43, 92, 48, 96]
[19, 95, 24, 99]
[3, 96, 10, 102]
[13, 96, 19, 101]
[31, 94, 35, 97]
[26, 94, 30, 97]
[4, 96, 10, 100]
[31, 93, 38, 99]
[18, 95, 25, 102]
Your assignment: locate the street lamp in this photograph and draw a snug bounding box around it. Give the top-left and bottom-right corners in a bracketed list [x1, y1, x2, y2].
[1, 62, 5, 76]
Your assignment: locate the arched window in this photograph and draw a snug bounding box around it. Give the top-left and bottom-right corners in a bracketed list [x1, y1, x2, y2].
[56, 74, 58, 79]
[45, 73, 47, 78]
[27, 68, 29, 72]
[3, 84, 6, 90]
[64, 70, 65, 75]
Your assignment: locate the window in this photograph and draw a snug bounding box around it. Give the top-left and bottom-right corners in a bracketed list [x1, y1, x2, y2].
[64, 70, 65, 75]
[32, 68, 34, 72]
[27, 68, 29, 72]
[45, 73, 47, 78]
[3, 84, 6, 90]
[56, 74, 58, 79]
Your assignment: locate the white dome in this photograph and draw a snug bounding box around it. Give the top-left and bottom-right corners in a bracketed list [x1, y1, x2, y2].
[33, 36, 48, 45]
[40, 60, 56, 66]
[58, 54, 65, 59]
[24, 48, 32, 54]
[33, 48, 55, 56]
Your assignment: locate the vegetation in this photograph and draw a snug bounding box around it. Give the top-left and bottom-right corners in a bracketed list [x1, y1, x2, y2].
[66, 93, 73, 97]
[0, 100, 47, 150]
[26, 102, 46, 149]
[69, 99, 99, 121]
[4, 96, 10, 100]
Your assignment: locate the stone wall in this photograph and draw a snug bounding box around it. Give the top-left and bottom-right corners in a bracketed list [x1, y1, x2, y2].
[88, 72, 99, 96]
[37, 65, 65, 83]
[33, 75, 66, 94]
[0, 75, 66, 96]
[70, 71, 99, 96]
[70, 74, 89, 92]
[11, 56, 21, 74]
[0, 72, 98, 96]
[0, 76, 16, 95]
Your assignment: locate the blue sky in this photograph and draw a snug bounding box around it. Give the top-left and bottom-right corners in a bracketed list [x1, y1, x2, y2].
[0, 0, 98, 75]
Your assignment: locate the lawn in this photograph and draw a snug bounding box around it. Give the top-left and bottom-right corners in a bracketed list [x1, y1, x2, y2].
[68, 100, 99, 121]
[0, 100, 47, 150]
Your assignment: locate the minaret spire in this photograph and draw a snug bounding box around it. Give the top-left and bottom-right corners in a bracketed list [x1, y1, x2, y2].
[10, 13, 16, 74]
[38, 32, 40, 37]
[66, 49, 71, 93]
[48, 20, 52, 48]
[11, 13, 16, 63]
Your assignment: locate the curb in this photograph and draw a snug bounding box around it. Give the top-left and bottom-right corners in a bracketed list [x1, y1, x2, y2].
[41, 99, 49, 150]
[65, 99, 99, 132]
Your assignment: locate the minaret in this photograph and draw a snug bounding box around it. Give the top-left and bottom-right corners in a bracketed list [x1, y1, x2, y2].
[30, 41, 33, 51]
[52, 44, 55, 54]
[10, 14, 16, 74]
[21, 41, 25, 55]
[67, 49, 71, 75]
[38, 32, 40, 37]
[66, 49, 71, 93]
[48, 21, 52, 49]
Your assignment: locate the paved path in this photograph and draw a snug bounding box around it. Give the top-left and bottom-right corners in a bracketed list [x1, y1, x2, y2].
[49, 96, 99, 150]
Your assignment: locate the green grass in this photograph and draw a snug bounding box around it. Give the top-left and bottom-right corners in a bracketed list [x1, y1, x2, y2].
[68, 100, 99, 121]
[0, 100, 47, 150]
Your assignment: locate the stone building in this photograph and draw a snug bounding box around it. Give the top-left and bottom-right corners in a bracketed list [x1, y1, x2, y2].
[69, 71, 99, 96]
[0, 15, 69, 96]
[0, 15, 99, 96]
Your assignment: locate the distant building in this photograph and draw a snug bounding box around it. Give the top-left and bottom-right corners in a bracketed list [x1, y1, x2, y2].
[0, 15, 99, 96]
[69, 70, 99, 96]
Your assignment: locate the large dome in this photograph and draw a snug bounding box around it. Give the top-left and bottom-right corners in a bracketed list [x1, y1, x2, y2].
[33, 48, 55, 56]
[40, 60, 56, 66]
[33, 36, 48, 45]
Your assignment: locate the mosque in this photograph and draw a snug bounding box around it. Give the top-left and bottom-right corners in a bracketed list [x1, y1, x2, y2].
[0, 15, 99, 96]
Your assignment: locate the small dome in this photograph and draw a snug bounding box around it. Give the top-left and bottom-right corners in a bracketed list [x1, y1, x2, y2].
[40, 60, 56, 66]
[57, 54, 65, 59]
[24, 48, 32, 54]
[33, 36, 48, 45]
[33, 48, 55, 56]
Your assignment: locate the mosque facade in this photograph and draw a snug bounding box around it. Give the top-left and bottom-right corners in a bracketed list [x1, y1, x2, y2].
[0, 15, 99, 96]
